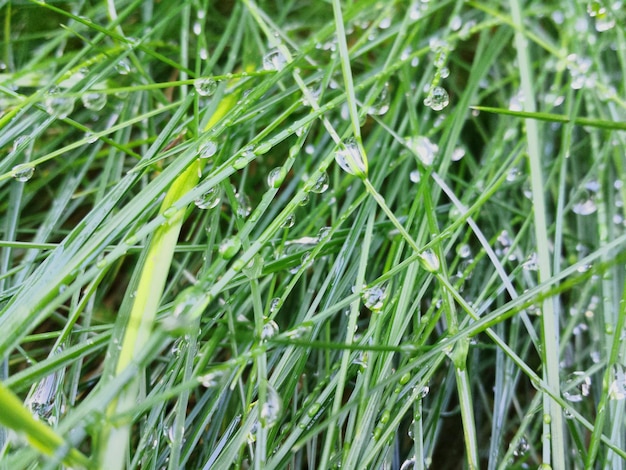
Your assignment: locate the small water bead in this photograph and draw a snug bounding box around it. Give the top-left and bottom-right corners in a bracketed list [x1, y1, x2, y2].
[82, 92, 107, 111]
[45, 90, 75, 118]
[11, 164, 34, 182]
[260, 319, 279, 341]
[317, 226, 331, 242]
[409, 170, 420, 183]
[269, 297, 281, 313]
[439, 67, 450, 79]
[368, 83, 391, 116]
[309, 172, 329, 193]
[512, 436, 529, 457]
[219, 236, 241, 259]
[281, 213, 295, 229]
[307, 402, 322, 418]
[608, 364, 626, 400]
[424, 86, 449, 111]
[267, 167, 285, 188]
[406, 136, 438, 166]
[419, 249, 440, 272]
[199, 140, 218, 159]
[194, 188, 220, 209]
[572, 197, 597, 215]
[115, 59, 131, 75]
[334, 138, 367, 177]
[522, 252, 538, 271]
[233, 156, 248, 170]
[193, 21, 202, 35]
[562, 371, 591, 402]
[457, 244, 472, 259]
[362, 285, 386, 311]
[263, 48, 287, 71]
[194, 77, 217, 97]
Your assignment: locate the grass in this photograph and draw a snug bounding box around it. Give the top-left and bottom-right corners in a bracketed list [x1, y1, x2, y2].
[1, 1, 625, 469]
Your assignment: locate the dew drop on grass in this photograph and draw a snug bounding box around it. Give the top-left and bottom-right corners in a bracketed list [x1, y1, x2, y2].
[308, 172, 329, 193]
[233, 156, 248, 170]
[522, 252, 538, 271]
[45, 89, 75, 118]
[409, 170, 420, 183]
[512, 436, 529, 457]
[334, 138, 367, 177]
[307, 402, 322, 418]
[562, 371, 591, 402]
[235, 192, 251, 218]
[198, 370, 223, 388]
[281, 213, 295, 229]
[115, 59, 131, 75]
[260, 383, 282, 428]
[199, 140, 218, 159]
[451, 146, 466, 161]
[419, 249, 440, 272]
[267, 167, 285, 188]
[362, 285, 386, 311]
[406, 136, 438, 166]
[572, 197, 597, 215]
[194, 188, 220, 209]
[424, 86, 449, 111]
[260, 319, 279, 341]
[269, 297, 280, 313]
[368, 82, 391, 116]
[263, 48, 287, 71]
[11, 164, 34, 182]
[194, 77, 217, 96]
[219, 236, 241, 259]
[317, 226, 331, 242]
[608, 364, 626, 400]
[82, 92, 107, 111]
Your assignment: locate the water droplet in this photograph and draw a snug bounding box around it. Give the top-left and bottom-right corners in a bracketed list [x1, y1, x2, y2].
[424, 86, 449, 111]
[572, 196, 597, 215]
[451, 146, 465, 161]
[368, 83, 390, 116]
[162, 286, 203, 334]
[235, 192, 251, 218]
[260, 383, 282, 428]
[115, 59, 131, 75]
[261, 319, 279, 341]
[11, 164, 35, 182]
[308, 172, 329, 193]
[406, 136, 438, 166]
[362, 285, 386, 311]
[194, 188, 220, 209]
[267, 167, 285, 188]
[194, 77, 217, 96]
[199, 140, 218, 159]
[513, 436, 529, 457]
[263, 48, 287, 71]
[609, 364, 626, 400]
[281, 213, 295, 229]
[562, 371, 591, 402]
[409, 170, 421, 183]
[233, 156, 248, 170]
[82, 92, 107, 111]
[198, 370, 223, 388]
[219, 236, 241, 259]
[450, 15, 462, 31]
[457, 244, 472, 259]
[419, 249, 440, 272]
[269, 297, 281, 313]
[307, 402, 322, 418]
[45, 90, 74, 118]
[522, 252, 538, 271]
[317, 226, 331, 242]
[334, 138, 367, 177]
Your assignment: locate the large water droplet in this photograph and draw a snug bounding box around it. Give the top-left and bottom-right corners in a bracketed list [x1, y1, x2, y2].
[308, 172, 329, 193]
[194, 187, 220, 209]
[419, 249, 440, 272]
[424, 86, 449, 111]
[45, 90, 75, 118]
[362, 285, 386, 311]
[194, 77, 217, 96]
[199, 140, 218, 159]
[572, 196, 597, 215]
[263, 48, 287, 71]
[260, 319, 279, 341]
[115, 59, 131, 75]
[11, 163, 34, 182]
[562, 371, 591, 402]
[219, 236, 241, 259]
[406, 136, 438, 166]
[81, 92, 107, 111]
[260, 383, 282, 428]
[267, 167, 285, 188]
[334, 138, 367, 177]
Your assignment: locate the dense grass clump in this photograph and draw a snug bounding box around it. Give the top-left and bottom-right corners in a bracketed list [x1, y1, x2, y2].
[1, 1, 625, 469]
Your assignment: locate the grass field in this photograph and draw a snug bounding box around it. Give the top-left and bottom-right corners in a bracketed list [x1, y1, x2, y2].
[1, 1, 625, 469]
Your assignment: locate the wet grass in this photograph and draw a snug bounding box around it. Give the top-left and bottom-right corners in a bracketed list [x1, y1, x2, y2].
[1, 1, 625, 469]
